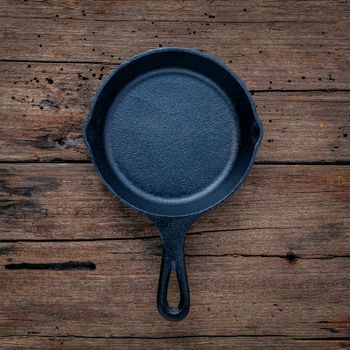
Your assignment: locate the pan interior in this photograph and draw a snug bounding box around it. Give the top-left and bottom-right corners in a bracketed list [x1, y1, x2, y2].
[104, 67, 239, 207]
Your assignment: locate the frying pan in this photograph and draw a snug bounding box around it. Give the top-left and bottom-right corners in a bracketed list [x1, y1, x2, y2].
[83, 48, 263, 322]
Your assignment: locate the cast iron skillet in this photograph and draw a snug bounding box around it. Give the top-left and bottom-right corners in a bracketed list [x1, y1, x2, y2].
[83, 47, 263, 322]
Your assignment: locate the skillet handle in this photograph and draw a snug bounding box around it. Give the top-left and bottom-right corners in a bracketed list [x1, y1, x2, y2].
[150, 215, 197, 322]
[157, 239, 189, 321]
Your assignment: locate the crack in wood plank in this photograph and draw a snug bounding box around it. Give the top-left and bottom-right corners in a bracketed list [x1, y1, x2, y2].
[4, 261, 96, 270]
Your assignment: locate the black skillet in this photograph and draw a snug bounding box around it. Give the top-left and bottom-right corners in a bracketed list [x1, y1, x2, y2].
[83, 48, 263, 322]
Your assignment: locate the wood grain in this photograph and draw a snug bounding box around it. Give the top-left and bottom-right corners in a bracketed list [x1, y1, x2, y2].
[1, 11, 349, 90]
[1, 164, 349, 258]
[1, 336, 349, 350]
[0, 241, 349, 339]
[0, 61, 349, 162]
[0, 1, 349, 348]
[1, 0, 349, 23]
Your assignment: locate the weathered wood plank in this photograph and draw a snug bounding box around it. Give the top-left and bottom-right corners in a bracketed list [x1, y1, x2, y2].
[0, 164, 349, 258]
[0, 61, 349, 161]
[0, 241, 349, 338]
[1, 0, 349, 23]
[1, 336, 349, 350]
[1, 16, 349, 90]
[0, 1, 349, 348]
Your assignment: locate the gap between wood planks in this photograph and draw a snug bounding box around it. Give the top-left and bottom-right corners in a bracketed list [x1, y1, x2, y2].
[1, 238, 349, 260]
[1, 160, 350, 165]
[0, 334, 349, 341]
[0, 14, 335, 24]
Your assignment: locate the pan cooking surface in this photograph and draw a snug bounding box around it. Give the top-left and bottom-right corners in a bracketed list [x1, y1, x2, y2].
[104, 68, 239, 204]
[85, 48, 262, 216]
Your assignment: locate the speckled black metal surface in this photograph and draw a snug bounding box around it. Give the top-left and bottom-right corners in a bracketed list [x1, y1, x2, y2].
[84, 47, 263, 321]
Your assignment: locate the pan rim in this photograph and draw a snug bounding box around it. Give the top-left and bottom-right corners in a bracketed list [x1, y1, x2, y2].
[83, 47, 263, 218]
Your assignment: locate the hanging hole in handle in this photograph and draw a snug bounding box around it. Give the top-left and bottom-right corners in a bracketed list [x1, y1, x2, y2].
[168, 267, 181, 308]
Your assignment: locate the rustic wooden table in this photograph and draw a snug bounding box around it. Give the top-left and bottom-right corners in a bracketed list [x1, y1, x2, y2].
[0, 1, 349, 349]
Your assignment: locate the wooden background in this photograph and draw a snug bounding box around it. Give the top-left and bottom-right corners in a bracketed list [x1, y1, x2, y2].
[0, 1, 349, 349]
